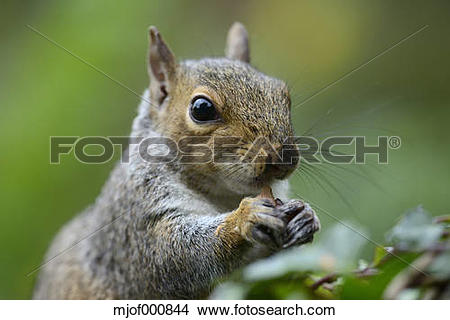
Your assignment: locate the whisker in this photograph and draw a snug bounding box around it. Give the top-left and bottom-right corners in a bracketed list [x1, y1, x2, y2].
[299, 163, 355, 211]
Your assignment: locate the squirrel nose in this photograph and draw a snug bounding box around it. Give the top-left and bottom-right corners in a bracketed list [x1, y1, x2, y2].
[265, 144, 299, 179]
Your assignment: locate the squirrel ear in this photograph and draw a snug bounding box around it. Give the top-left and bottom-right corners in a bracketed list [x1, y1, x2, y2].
[225, 22, 250, 63]
[148, 26, 176, 106]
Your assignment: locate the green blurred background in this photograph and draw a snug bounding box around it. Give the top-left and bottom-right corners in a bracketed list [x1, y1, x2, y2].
[1, 0, 449, 299]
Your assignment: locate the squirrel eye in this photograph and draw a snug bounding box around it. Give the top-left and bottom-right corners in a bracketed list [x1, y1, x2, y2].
[189, 97, 220, 123]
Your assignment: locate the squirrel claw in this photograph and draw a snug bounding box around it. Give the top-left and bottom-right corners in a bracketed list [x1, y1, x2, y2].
[282, 203, 320, 248]
[252, 223, 283, 249]
[276, 199, 305, 223]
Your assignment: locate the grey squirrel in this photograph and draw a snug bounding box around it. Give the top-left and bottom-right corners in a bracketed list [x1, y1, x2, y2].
[33, 22, 320, 299]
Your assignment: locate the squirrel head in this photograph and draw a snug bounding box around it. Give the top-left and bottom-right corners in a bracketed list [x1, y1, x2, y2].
[136, 23, 299, 196]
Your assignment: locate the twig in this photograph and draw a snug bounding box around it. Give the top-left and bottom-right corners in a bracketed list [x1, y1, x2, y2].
[310, 273, 338, 290]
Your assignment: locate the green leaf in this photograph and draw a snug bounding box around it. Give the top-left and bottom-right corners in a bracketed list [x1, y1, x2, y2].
[340, 252, 418, 299]
[209, 282, 247, 299]
[427, 251, 450, 280]
[243, 223, 368, 281]
[373, 246, 391, 266]
[386, 206, 443, 251]
[396, 288, 421, 299]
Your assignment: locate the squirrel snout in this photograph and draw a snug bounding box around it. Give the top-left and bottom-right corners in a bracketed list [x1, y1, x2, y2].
[264, 145, 299, 180]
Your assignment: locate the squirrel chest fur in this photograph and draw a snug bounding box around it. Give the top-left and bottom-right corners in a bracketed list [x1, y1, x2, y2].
[33, 22, 320, 299]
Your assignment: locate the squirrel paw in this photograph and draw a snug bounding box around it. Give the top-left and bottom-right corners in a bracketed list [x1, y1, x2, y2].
[218, 197, 320, 251]
[226, 197, 286, 250]
[277, 200, 321, 249]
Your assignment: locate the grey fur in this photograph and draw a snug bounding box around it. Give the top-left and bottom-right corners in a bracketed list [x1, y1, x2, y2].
[33, 26, 319, 299]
